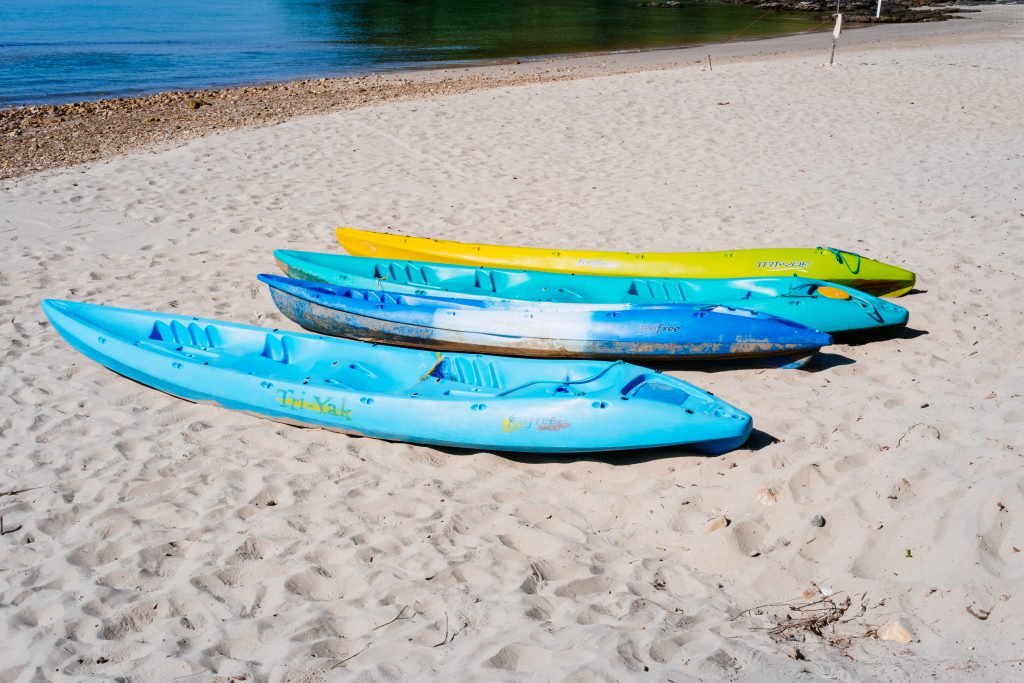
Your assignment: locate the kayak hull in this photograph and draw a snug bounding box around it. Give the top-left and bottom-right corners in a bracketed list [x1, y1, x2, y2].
[276, 250, 909, 334]
[42, 299, 753, 454]
[335, 228, 916, 298]
[260, 274, 831, 361]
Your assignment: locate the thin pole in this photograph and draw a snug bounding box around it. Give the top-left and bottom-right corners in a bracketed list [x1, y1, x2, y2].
[876, 0, 882, 17]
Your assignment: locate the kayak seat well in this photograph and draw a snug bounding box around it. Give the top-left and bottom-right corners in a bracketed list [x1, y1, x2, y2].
[373, 262, 431, 286]
[429, 356, 503, 389]
[412, 356, 504, 396]
[149, 320, 221, 349]
[625, 279, 688, 301]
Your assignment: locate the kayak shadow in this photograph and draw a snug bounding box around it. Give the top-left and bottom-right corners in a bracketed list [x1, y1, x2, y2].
[834, 325, 928, 347]
[436, 428, 782, 465]
[641, 351, 855, 374]
[797, 351, 856, 372]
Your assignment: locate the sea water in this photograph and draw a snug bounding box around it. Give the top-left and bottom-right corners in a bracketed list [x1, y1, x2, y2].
[0, 0, 818, 106]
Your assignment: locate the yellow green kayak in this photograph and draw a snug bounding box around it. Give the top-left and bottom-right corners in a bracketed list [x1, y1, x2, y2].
[336, 227, 916, 298]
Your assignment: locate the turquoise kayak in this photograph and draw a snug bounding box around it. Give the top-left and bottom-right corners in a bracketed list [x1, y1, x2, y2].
[42, 300, 753, 454]
[260, 274, 831, 361]
[275, 250, 909, 334]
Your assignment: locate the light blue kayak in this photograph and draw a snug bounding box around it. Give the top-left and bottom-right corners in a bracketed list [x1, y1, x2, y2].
[259, 274, 831, 362]
[275, 250, 909, 335]
[42, 299, 753, 454]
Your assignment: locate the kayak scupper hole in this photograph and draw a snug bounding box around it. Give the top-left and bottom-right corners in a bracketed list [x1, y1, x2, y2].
[260, 381, 274, 389]
[98, 336, 106, 344]
[471, 403, 487, 411]
[172, 362, 182, 369]
[685, 409, 695, 414]
[591, 401, 608, 409]
[360, 397, 374, 405]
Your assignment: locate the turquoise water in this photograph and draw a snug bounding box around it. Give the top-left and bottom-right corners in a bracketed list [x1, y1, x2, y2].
[0, 1, 818, 107]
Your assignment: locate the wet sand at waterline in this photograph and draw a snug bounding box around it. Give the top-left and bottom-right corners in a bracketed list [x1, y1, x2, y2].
[1, 7, 1023, 680]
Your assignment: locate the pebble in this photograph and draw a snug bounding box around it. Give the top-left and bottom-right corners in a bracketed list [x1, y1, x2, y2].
[810, 514, 826, 527]
[878, 618, 915, 643]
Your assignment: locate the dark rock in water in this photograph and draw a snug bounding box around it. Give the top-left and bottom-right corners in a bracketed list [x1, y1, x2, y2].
[708, 0, 980, 22]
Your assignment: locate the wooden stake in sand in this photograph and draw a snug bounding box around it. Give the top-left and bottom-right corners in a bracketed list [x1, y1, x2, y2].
[830, 13, 844, 65]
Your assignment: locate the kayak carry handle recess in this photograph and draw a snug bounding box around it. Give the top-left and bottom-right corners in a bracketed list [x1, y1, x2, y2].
[817, 246, 863, 274]
[494, 360, 625, 398]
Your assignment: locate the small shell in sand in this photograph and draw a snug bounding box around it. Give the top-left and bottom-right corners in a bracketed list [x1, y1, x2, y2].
[756, 487, 778, 506]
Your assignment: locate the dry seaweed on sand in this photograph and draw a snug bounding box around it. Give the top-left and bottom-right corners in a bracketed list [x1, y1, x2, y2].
[734, 591, 876, 650]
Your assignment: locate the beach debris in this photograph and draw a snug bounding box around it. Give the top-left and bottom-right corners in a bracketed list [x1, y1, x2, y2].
[810, 514, 826, 528]
[894, 422, 941, 448]
[786, 645, 806, 660]
[770, 594, 853, 641]
[329, 642, 371, 669]
[0, 516, 23, 536]
[801, 585, 822, 602]
[703, 515, 731, 534]
[877, 618, 915, 643]
[373, 605, 415, 630]
[432, 611, 468, 647]
[735, 590, 878, 650]
[756, 487, 777, 506]
[905, 548, 913, 558]
[187, 98, 211, 110]
[966, 605, 992, 621]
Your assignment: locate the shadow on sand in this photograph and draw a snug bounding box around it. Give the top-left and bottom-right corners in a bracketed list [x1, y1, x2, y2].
[429, 427, 781, 465]
[834, 325, 929, 347]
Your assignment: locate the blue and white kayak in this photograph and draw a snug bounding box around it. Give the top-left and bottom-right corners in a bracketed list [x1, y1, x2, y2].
[42, 299, 753, 454]
[274, 250, 908, 335]
[259, 274, 831, 361]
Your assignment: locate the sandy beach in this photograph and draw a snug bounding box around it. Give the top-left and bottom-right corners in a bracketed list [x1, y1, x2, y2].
[2, 6, 1023, 681]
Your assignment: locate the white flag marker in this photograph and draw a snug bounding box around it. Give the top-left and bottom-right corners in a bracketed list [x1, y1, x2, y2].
[830, 13, 843, 65]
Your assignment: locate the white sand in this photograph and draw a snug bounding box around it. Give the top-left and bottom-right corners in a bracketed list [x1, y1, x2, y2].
[2, 7, 1023, 681]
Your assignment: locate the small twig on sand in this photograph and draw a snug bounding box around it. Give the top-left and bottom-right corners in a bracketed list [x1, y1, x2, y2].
[433, 612, 450, 647]
[895, 423, 940, 448]
[432, 611, 468, 647]
[0, 486, 42, 498]
[1, 516, 23, 536]
[330, 642, 371, 669]
[373, 605, 414, 630]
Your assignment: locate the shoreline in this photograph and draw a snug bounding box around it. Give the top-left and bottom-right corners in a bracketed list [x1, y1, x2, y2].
[0, 8, 994, 182]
